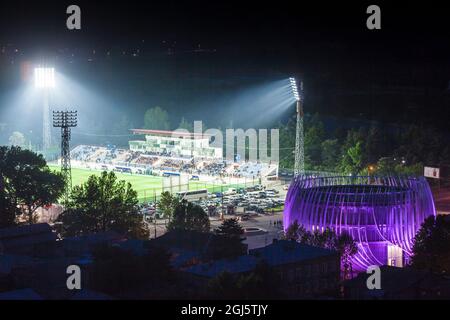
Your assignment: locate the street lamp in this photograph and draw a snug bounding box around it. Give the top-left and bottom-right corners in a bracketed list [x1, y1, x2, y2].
[34, 67, 55, 152]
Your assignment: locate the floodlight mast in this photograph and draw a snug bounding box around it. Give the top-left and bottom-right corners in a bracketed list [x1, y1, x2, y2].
[53, 110, 78, 203]
[35, 67, 55, 152]
[290, 77, 304, 175]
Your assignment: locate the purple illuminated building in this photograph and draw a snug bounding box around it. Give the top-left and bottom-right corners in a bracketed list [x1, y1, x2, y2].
[283, 175, 436, 271]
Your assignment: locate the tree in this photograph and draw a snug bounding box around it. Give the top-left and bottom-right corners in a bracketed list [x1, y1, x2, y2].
[278, 120, 295, 169]
[282, 220, 311, 244]
[158, 191, 179, 219]
[321, 139, 340, 171]
[17, 168, 65, 224]
[394, 124, 432, 165]
[376, 157, 423, 176]
[178, 117, 193, 132]
[283, 222, 357, 279]
[311, 227, 337, 250]
[340, 141, 364, 175]
[310, 228, 358, 280]
[0, 188, 17, 228]
[167, 200, 210, 233]
[211, 218, 246, 260]
[304, 115, 325, 170]
[412, 215, 450, 274]
[334, 232, 358, 280]
[283, 220, 300, 241]
[58, 171, 149, 239]
[376, 157, 397, 175]
[365, 126, 388, 164]
[111, 114, 134, 147]
[144, 106, 170, 130]
[9, 131, 25, 147]
[0, 146, 65, 224]
[215, 218, 244, 238]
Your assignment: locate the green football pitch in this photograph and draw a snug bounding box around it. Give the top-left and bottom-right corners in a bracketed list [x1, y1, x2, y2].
[48, 165, 247, 203]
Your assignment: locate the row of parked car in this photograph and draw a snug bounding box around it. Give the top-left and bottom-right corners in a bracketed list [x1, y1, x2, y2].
[199, 186, 285, 216]
[139, 184, 288, 221]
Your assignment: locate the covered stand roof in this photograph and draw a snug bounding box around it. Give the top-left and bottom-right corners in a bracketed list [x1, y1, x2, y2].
[130, 129, 211, 139]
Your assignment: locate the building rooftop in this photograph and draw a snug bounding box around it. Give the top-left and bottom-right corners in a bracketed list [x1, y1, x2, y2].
[0, 223, 57, 254]
[0, 254, 39, 274]
[116, 239, 148, 256]
[343, 265, 450, 299]
[184, 255, 258, 278]
[130, 128, 211, 138]
[344, 265, 428, 292]
[183, 240, 338, 279]
[70, 289, 113, 300]
[0, 223, 53, 239]
[150, 230, 218, 253]
[62, 231, 125, 256]
[249, 240, 338, 266]
[0, 288, 43, 300]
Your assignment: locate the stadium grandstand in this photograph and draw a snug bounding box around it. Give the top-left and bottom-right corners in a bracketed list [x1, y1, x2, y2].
[69, 128, 278, 180]
[129, 129, 222, 159]
[52, 128, 279, 202]
[70, 144, 278, 179]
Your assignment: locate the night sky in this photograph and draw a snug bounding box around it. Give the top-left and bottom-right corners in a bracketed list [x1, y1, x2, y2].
[1, 1, 450, 142]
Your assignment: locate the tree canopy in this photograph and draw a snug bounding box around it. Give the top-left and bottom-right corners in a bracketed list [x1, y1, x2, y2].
[277, 113, 445, 175]
[215, 218, 244, 238]
[283, 221, 357, 279]
[0, 146, 65, 225]
[210, 218, 246, 260]
[58, 171, 149, 239]
[8, 131, 26, 147]
[178, 117, 193, 132]
[167, 200, 210, 233]
[158, 191, 179, 219]
[412, 215, 450, 274]
[144, 106, 170, 130]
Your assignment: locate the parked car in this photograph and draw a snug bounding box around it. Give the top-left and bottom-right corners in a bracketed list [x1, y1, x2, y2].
[236, 215, 245, 221]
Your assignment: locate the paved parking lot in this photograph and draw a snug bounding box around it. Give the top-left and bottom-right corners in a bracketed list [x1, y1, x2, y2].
[146, 180, 290, 242]
[148, 211, 285, 249]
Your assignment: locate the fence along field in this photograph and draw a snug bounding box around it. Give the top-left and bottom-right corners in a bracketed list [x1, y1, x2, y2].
[48, 165, 256, 203]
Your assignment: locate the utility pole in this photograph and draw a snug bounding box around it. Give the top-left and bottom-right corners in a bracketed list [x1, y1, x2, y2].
[53, 110, 78, 203]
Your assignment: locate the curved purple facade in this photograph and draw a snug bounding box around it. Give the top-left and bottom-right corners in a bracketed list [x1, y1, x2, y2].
[283, 175, 436, 270]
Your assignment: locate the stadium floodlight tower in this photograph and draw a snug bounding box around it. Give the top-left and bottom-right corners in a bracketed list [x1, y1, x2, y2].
[35, 67, 55, 152]
[290, 77, 304, 175]
[53, 110, 77, 202]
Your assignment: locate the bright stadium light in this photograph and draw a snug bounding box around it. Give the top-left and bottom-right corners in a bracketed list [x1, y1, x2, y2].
[289, 77, 300, 101]
[289, 76, 304, 175]
[34, 67, 55, 89]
